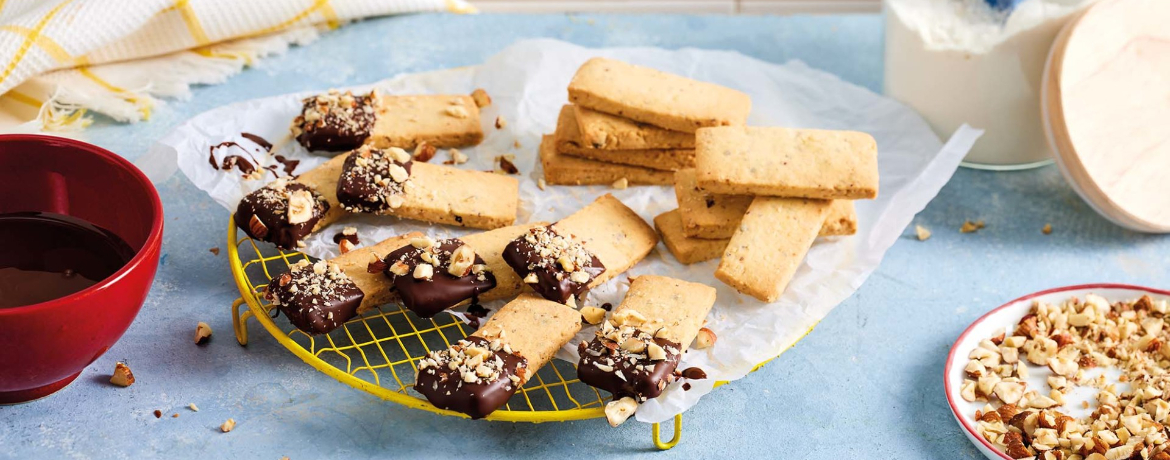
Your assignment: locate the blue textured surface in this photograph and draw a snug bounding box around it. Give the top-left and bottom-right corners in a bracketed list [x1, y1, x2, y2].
[2, 12, 1167, 459]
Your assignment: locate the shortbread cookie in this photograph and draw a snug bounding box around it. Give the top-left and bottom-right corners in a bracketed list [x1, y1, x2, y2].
[539, 135, 673, 186]
[237, 146, 518, 248]
[554, 105, 694, 171]
[291, 90, 483, 152]
[415, 294, 581, 419]
[577, 275, 716, 401]
[328, 231, 422, 314]
[674, 169, 858, 239]
[503, 193, 658, 303]
[572, 105, 695, 150]
[716, 197, 831, 302]
[654, 210, 727, 265]
[567, 58, 751, 133]
[694, 126, 879, 200]
[265, 259, 365, 335]
[381, 237, 497, 318]
[333, 224, 541, 316]
[367, 94, 484, 150]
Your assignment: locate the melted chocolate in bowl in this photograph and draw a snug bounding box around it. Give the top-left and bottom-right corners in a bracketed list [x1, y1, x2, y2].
[0, 212, 134, 309]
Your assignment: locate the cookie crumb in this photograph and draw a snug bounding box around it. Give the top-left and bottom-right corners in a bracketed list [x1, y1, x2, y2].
[209, 247, 220, 256]
[1042, 223, 1052, 235]
[611, 178, 628, 190]
[220, 418, 236, 433]
[915, 225, 931, 241]
[959, 220, 985, 233]
[470, 89, 491, 108]
[495, 116, 506, 129]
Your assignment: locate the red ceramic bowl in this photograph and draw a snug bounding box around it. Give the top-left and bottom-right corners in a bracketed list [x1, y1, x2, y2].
[0, 134, 163, 404]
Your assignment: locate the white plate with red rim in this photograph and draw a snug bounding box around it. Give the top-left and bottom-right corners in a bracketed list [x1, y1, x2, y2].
[945, 284, 1170, 460]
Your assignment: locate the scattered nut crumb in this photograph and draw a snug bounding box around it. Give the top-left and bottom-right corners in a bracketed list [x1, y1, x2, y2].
[495, 116, 506, 129]
[611, 178, 628, 190]
[339, 238, 356, 254]
[495, 155, 519, 175]
[195, 322, 212, 345]
[412, 142, 436, 163]
[153, 410, 162, 419]
[172, 413, 179, 418]
[208, 247, 220, 256]
[220, 418, 236, 433]
[110, 362, 135, 387]
[188, 403, 199, 412]
[915, 225, 931, 241]
[693, 327, 717, 349]
[580, 306, 606, 325]
[605, 397, 638, 427]
[1042, 223, 1052, 235]
[537, 178, 546, 191]
[960, 220, 985, 233]
[450, 149, 468, 165]
[470, 88, 491, 108]
[513, 140, 521, 149]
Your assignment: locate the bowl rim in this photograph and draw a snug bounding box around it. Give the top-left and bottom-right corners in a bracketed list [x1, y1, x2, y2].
[944, 283, 1170, 460]
[0, 134, 164, 315]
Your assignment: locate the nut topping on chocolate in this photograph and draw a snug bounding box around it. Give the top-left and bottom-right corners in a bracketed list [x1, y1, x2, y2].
[290, 89, 378, 152]
[264, 259, 363, 335]
[502, 226, 605, 304]
[381, 238, 496, 318]
[415, 336, 527, 419]
[577, 310, 682, 402]
[337, 145, 414, 213]
[236, 179, 329, 250]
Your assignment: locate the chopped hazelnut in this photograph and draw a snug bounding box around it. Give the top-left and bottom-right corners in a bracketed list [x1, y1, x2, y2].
[693, 327, 717, 349]
[580, 306, 606, 325]
[915, 225, 931, 241]
[220, 418, 236, 433]
[195, 322, 212, 345]
[110, 362, 135, 387]
[612, 178, 628, 190]
[604, 397, 638, 427]
[470, 89, 491, 108]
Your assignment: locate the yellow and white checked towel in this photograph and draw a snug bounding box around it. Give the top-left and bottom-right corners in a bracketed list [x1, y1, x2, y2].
[0, 0, 473, 132]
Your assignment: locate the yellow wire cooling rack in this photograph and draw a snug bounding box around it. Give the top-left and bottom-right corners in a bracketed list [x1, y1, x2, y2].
[228, 215, 811, 450]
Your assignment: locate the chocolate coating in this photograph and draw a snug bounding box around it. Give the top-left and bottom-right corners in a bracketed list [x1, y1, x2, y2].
[502, 226, 604, 304]
[415, 337, 526, 419]
[265, 261, 364, 335]
[336, 148, 413, 213]
[291, 90, 377, 152]
[577, 336, 681, 401]
[236, 181, 329, 250]
[383, 239, 496, 318]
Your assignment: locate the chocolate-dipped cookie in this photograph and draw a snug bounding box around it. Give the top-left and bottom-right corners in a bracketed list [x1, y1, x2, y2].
[501, 225, 604, 304]
[265, 259, 363, 335]
[336, 145, 414, 213]
[414, 336, 527, 419]
[576, 310, 682, 401]
[236, 179, 329, 250]
[382, 236, 496, 318]
[290, 89, 378, 152]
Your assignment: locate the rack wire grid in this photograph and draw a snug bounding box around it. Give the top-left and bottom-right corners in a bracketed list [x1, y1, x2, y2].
[226, 216, 686, 449]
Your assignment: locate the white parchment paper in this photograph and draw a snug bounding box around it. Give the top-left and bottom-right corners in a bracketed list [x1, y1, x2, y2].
[149, 39, 982, 423]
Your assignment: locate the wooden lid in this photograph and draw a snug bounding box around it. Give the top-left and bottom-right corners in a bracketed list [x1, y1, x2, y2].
[1042, 0, 1170, 233]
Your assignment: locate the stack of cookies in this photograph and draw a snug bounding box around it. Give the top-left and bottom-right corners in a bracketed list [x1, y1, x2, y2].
[540, 57, 752, 186]
[656, 126, 879, 302]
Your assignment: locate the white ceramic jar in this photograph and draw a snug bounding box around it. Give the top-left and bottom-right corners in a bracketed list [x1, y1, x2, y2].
[883, 0, 1089, 169]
